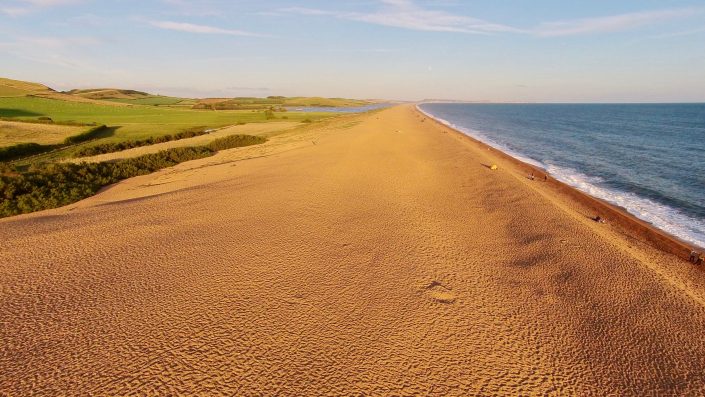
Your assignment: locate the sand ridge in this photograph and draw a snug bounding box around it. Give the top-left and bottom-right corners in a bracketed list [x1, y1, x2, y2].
[1, 105, 705, 395]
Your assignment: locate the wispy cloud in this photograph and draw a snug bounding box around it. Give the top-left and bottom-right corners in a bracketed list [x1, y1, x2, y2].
[159, 0, 220, 17]
[282, 1, 702, 38]
[1, 0, 83, 16]
[651, 25, 705, 39]
[149, 20, 268, 37]
[2, 34, 107, 71]
[535, 8, 702, 37]
[283, 0, 521, 34]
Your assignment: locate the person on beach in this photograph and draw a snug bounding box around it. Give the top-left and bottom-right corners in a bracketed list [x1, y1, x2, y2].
[691, 250, 699, 263]
[593, 215, 606, 224]
[697, 253, 704, 266]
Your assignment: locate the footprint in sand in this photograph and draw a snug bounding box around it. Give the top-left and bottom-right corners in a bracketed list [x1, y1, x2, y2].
[424, 281, 457, 304]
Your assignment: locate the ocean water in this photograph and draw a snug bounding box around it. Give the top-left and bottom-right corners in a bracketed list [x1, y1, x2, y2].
[418, 103, 705, 249]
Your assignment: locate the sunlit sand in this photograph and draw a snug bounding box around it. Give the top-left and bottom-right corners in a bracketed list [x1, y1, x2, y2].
[2, 106, 704, 395]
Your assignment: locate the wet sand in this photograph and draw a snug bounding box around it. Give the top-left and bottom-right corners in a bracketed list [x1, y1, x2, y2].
[1, 105, 705, 395]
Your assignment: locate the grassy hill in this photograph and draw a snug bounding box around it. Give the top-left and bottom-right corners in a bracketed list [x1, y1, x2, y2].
[0, 77, 380, 217]
[0, 77, 369, 163]
[0, 78, 55, 97]
[0, 96, 327, 143]
[193, 96, 370, 110]
[68, 88, 151, 100]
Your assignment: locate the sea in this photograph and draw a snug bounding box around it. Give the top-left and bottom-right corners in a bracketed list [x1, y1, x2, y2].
[418, 103, 705, 249]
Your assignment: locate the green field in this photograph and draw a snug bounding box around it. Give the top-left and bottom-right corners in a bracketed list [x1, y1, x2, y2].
[193, 96, 370, 110]
[105, 96, 191, 106]
[0, 96, 330, 142]
[0, 77, 369, 217]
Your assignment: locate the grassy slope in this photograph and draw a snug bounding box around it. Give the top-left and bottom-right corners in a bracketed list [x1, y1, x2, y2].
[0, 78, 53, 97]
[0, 96, 329, 140]
[283, 97, 369, 107]
[194, 96, 371, 109]
[69, 88, 151, 100]
[106, 96, 187, 106]
[0, 121, 85, 146]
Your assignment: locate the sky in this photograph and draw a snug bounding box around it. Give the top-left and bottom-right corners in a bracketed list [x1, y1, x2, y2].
[1, 0, 705, 102]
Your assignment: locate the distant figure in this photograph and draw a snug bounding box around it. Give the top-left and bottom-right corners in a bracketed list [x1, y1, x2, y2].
[697, 253, 704, 266]
[528, 172, 535, 180]
[593, 215, 606, 224]
[543, 175, 548, 182]
[690, 250, 699, 263]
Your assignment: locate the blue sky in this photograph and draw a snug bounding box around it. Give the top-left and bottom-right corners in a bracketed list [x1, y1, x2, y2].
[2, 0, 705, 102]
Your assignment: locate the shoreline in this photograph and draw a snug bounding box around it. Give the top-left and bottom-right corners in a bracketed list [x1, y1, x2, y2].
[3, 104, 705, 394]
[414, 103, 702, 260]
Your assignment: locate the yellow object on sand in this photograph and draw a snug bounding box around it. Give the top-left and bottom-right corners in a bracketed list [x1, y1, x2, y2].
[490, 164, 498, 170]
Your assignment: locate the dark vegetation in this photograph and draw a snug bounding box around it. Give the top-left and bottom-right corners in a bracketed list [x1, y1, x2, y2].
[63, 125, 110, 144]
[0, 117, 95, 127]
[0, 143, 51, 162]
[0, 134, 267, 217]
[0, 125, 109, 162]
[207, 134, 266, 151]
[72, 126, 212, 157]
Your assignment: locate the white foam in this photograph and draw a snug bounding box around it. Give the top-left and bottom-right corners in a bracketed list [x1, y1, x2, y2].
[547, 164, 705, 249]
[417, 104, 546, 169]
[418, 103, 705, 249]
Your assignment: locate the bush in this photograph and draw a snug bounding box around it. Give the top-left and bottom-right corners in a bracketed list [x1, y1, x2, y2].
[72, 127, 211, 158]
[0, 143, 52, 162]
[0, 134, 268, 218]
[0, 146, 215, 217]
[64, 125, 109, 145]
[207, 135, 267, 151]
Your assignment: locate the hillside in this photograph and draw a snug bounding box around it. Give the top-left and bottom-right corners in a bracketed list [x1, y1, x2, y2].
[0, 77, 132, 106]
[68, 88, 151, 100]
[193, 96, 370, 110]
[2, 78, 372, 110]
[0, 78, 55, 97]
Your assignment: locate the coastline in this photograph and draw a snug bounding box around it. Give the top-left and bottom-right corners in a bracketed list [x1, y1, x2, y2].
[415, 103, 703, 259]
[3, 104, 705, 394]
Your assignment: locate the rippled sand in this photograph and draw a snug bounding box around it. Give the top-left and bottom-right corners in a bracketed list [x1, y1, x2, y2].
[2, 105, 705, 395]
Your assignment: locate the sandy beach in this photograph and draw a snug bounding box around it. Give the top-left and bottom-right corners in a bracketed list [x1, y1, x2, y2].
[2, 105, 705, 395]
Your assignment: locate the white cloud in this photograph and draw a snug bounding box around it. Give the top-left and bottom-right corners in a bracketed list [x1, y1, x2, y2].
[1, 0, 83, 16]
[2, 34, 108, 73]
[283, 1, 702, 38]
[149, 20, 268, 37]
[283, 0, 521, 34]
[651, 26, 705, 39]
[159, 0, 220, 17]
[535, 8, 702, 37]
[22, 0, 82, 5]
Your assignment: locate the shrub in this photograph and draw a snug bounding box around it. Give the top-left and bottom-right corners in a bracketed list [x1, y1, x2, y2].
[0, 146, 215, 217]
[1, 134, 268, 218]
[207, 134, 267, 151]
[0, 143, 52, 162]
[72, 127, 210, 158]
